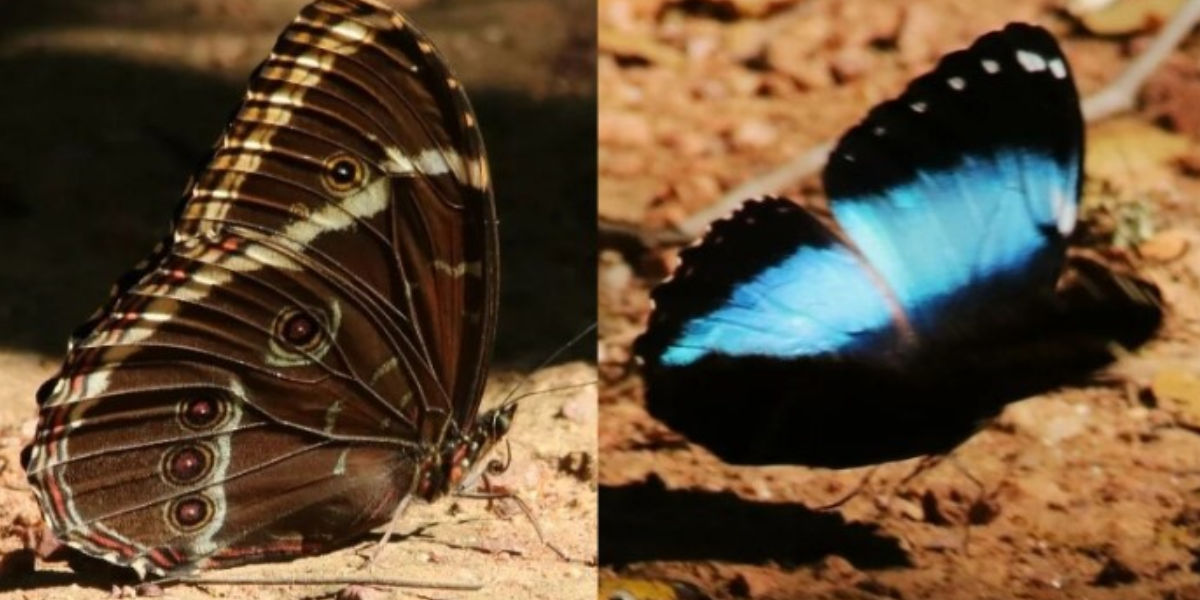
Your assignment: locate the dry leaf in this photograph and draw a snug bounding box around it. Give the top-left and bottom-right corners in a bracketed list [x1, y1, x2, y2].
[1070, 0, 1185, 35]
[1139, 229, 1190, 262]
[1152, 368, 1200, 428]
[1085, 117, 1190, 193]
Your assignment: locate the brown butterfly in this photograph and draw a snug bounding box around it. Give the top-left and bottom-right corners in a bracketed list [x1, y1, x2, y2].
[23, 0, 509, 578]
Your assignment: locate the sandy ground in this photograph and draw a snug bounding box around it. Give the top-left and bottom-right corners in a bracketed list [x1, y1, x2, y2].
[600, 0, 1200, 598]
[0, 0, 597, 598]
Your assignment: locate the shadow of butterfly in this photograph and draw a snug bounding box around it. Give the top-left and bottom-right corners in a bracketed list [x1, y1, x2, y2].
[22, 0, 512, 579]
[635, 23, 1163, 468]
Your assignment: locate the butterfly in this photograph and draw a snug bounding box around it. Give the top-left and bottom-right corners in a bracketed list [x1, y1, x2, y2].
[22, 0, 509, 578]
[635, 23, 1162, 468]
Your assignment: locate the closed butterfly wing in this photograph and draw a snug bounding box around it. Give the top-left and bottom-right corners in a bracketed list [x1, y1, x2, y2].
[637, 24, 1161, 468]
[24, 0, 499, 577]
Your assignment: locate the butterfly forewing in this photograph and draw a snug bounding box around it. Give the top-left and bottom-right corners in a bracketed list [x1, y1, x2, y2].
[25, 0, 498, 577]
[823, 23, 1083, 347]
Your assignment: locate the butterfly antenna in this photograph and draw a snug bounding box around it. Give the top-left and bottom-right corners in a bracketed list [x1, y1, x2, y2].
[504, 379, 599, 407]
[499, 322, 597, 408]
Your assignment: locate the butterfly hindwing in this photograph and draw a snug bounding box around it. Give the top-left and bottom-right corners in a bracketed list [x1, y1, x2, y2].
[637, 198, 906, 369]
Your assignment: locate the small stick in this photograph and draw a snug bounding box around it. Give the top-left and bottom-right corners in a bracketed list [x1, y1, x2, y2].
[1082, 0, 1200, 122]
[176, 575, 483, 590]
[366, 492, 414, 567]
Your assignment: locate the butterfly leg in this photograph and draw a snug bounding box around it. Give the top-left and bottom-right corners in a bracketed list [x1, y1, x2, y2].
[454, 439, 569, 561]
[895, 454, 948, 492]
[454, 479, 570, 561]
[945, 455, 999, 556]
[364, 492, 415, 569]
[891, 454, 996, 555]
[943, 455, 986, 495]
[813, 466, 881, 511]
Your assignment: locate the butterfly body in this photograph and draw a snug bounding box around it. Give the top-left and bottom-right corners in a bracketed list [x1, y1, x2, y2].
[636, 24, 1162, 468]
[24, 0, 504, 577]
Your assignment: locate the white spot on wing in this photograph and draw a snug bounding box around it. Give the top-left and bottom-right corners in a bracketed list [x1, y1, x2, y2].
[333, 448, 351, 476]
[384, 146, 456, 176]
[1048, 58, 1067, 79]
[382, 146, 487, 191]
[295, 52, 330, 70]
[127, 311, 170, 323]
[324, 400, 343, 433]
[947, 76, 965, 90]
[331, 20, 369, 43]
[417, 149, 463, 178]
[368, 357, 399, 387]
[274, 91, 301, 106]
[432, 260, 482, 278]
[287, 177, 391, 241]
[238, 138, 272, 152]
[1016, 49, 1048, 72]
[981, 59, 1000, 74]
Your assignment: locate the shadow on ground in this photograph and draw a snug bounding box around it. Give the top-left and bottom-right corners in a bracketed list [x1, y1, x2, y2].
[600, 476, 911, 569]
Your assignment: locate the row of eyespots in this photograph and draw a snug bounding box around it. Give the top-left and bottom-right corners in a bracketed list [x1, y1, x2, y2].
[162, 398, 228, 532]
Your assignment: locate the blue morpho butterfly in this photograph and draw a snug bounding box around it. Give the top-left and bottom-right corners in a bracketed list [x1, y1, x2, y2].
[635, 23, 1162, 468]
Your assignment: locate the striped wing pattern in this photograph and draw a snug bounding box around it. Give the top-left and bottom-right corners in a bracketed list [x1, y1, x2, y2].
[24, 0, 499, 576]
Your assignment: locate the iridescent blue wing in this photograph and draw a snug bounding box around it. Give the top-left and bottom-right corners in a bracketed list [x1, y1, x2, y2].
[636, 24, 1159, 467]
[640, 23, 1081, 371]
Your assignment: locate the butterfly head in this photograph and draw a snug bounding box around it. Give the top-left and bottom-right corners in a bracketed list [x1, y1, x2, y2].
[418, 403, 516, 501]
